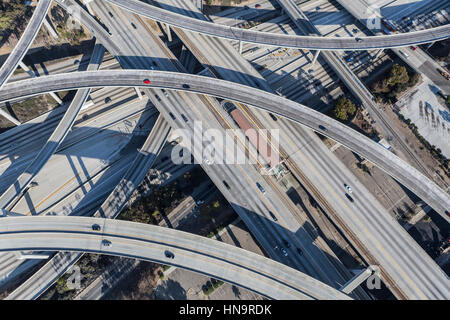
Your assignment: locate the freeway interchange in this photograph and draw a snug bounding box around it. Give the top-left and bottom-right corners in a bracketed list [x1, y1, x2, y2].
[0, 0, 449, 300]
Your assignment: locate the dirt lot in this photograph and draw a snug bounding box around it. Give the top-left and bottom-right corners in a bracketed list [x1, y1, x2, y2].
[204, 0, 260, 15]
[0, 93, 69, 133]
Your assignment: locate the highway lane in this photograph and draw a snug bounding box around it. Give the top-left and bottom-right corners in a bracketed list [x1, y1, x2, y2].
[3, 0, 198, 299]
[0, 43, 106, 211]
[0, 105, 157, 287]
[0, 0, 52, 90]
[1, 70, 448, 222]
[6, 115, 171, 299]
[0, 89, 149, 193]
[6, 0, 446, 300]
[0, 216, 352, 300]
[64, 2, 351, 288]
[103, 0, 450, 50]
[335, 0, 450, 94]
[162, 0, 448, 300]
[88, 0, 330, 284]
[161, 0, 353, 292]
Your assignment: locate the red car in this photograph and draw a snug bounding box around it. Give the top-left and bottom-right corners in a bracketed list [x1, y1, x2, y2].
[410, 46, 418, 51]
[143, 79, 151, 84]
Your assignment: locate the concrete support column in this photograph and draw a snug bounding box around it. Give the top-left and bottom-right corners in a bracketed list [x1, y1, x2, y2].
[135, 87, 143, 100]
[0, 209, 24, 217]
[312, 50, 320, 65]
[0, 108, 21, 126]
[17, 253, 51, 260]
[427, 42, 435, 50]
[373, 49, 383, 60]
[340, 266, 377, 294]
[239, 40, 243, 54]
[19, 62, 62, 105]
[18, 61, 35, 77]
[49, 92, 63, 105]
[43, 17, 59, 39]
[166, 24, 172, 42]
[82, 0, 96, 16]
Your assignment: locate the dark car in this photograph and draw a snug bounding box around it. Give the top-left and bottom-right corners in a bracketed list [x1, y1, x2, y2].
[131, 22, 137, 29]
[102, 239, 112, 247]
[345, 193, 355, 203]
[296, 247, 303, 255]
[181, 114, 189, 122]
[318, 125, 327, 131]
[104, 97, 112, 104]
[269, 113, 278, 121]
[92, 224, 101, 231]
[255, 4, 261, 8]
[165, 250, 175, 259]
[223, 180, 231, 190]
[182, 84, 190, 89]
[169, 112, 176, 120]
[256, 182, 266, 194]
[282, 239, 291, 248]
[269, 211, 278, 221]
[355, 37, 363, 42]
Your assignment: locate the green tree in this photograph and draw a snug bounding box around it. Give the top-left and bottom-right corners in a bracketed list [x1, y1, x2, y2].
[334, 96, 357, 121]
[388, 64, 409, 85]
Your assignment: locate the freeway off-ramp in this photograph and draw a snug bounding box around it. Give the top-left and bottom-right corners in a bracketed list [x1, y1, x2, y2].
[104, 0, 450, 51]
[0, 70, 448, 223]
[0, 216, 351, 300]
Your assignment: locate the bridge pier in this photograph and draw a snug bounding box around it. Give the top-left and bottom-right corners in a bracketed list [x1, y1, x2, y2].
[16, 253, 51, 260]
[373, 49, 383, 60]
[18, 61, 35, 77]
[43, 16, 59, 39]
[0, 108, 21, 126]
[426, 42, 435, 50]
[166, 24, 172, 42]
[81, 0, 96, 16]
[18, 62, 63, 105]
[311, 50, 320, 66]
[135, 87, 143, 100]
[239, 40, 243, 54]
[340, 265, 378, 294]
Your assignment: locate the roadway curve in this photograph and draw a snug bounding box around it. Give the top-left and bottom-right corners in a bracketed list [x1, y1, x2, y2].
[0, 43, 105, 211]
[0, 0, 52, 90]
[0, 70, 448, 223]
[105, 0, 450, 50]
[6, 116, 171, 300]
[0, 216, 351, 300]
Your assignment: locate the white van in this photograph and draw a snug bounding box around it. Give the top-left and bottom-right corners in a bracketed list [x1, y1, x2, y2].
[399, 50, 409, 59]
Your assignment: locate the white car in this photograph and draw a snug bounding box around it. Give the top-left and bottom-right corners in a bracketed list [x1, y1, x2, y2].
[345, 184, 353, 194]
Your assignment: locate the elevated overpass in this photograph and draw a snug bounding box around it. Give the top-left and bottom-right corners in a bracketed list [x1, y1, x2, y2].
[6, 116, 171, 300]
[0, 216, 351, 300]
[0, 70, 448, 224]
[0, 43, 105, 211]
[104, 0, 450, 50]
